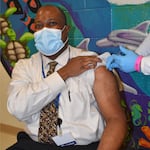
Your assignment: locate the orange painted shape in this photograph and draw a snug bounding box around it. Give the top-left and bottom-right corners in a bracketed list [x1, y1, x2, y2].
[139, 138, 150, 148]
[141, 126, 150, 140]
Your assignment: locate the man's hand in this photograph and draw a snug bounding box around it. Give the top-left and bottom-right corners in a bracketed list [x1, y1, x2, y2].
[58, 55, 101, 80]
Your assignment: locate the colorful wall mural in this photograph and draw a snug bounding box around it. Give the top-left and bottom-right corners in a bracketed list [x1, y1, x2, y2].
[0, 0, 150, 149]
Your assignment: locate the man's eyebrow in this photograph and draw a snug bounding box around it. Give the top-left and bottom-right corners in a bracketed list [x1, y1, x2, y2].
[34, 18, 57, 23]
[46, 18, 57, 22]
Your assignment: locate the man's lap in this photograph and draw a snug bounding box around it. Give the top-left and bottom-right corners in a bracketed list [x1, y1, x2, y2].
[6, 131, 99, 150]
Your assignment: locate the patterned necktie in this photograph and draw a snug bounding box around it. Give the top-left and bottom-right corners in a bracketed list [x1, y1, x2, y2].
[38, 61, 58, 143]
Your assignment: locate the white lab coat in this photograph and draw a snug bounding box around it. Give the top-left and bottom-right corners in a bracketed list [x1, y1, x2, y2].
[135, 33, 150, 75]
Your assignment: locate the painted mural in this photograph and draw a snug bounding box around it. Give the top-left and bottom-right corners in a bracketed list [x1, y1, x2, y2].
[0, 0, 150, 149]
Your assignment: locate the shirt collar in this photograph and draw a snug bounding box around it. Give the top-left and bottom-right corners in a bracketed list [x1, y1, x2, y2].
[41, 45, 70, 69]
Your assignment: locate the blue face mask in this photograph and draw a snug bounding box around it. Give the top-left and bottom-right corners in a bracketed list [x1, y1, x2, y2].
[34, 27, 67, 56]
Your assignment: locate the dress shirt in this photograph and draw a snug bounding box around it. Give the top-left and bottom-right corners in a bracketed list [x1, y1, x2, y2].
[7, 45, 106, 145]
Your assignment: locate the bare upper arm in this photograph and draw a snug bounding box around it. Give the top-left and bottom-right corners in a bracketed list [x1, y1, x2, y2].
[93, 66, 124, 122]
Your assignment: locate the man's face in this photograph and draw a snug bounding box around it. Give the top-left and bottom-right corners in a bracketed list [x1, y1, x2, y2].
[34, 6, 69, 42]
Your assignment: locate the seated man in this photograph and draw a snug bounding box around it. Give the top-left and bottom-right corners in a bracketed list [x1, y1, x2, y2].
[7, 5, 127, 150]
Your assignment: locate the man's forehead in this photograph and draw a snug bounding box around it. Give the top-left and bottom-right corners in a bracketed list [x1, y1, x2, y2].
[37, 6, 60, 15]
[35, 7, 65, 25]
[36, 7, 60, 18]
[37, 8, 55, 16]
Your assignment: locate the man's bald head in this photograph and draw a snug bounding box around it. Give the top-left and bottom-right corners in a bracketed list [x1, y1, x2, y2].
[35, 5, 67, 29]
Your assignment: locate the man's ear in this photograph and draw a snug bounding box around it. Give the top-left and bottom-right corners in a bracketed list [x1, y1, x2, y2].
[62, 25, 70, 41]
[65, 25, 70, 33]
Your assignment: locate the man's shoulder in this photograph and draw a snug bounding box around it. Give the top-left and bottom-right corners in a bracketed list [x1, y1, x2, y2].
[14, 52, 40, 67]
[30, 52, 41, 59]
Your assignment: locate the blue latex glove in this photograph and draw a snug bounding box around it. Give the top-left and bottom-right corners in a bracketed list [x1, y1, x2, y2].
[106, 46, 138, 73]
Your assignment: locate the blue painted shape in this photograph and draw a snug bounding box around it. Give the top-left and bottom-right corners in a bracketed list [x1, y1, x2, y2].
[42, 0, 85, 10]
[73, 7, 111, 52]
[130, 72, 150, 96]
[86, 0, 110, 8]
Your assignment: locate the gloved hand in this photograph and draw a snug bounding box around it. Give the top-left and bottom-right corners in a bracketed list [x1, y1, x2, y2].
[106, 46, 138, 73]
